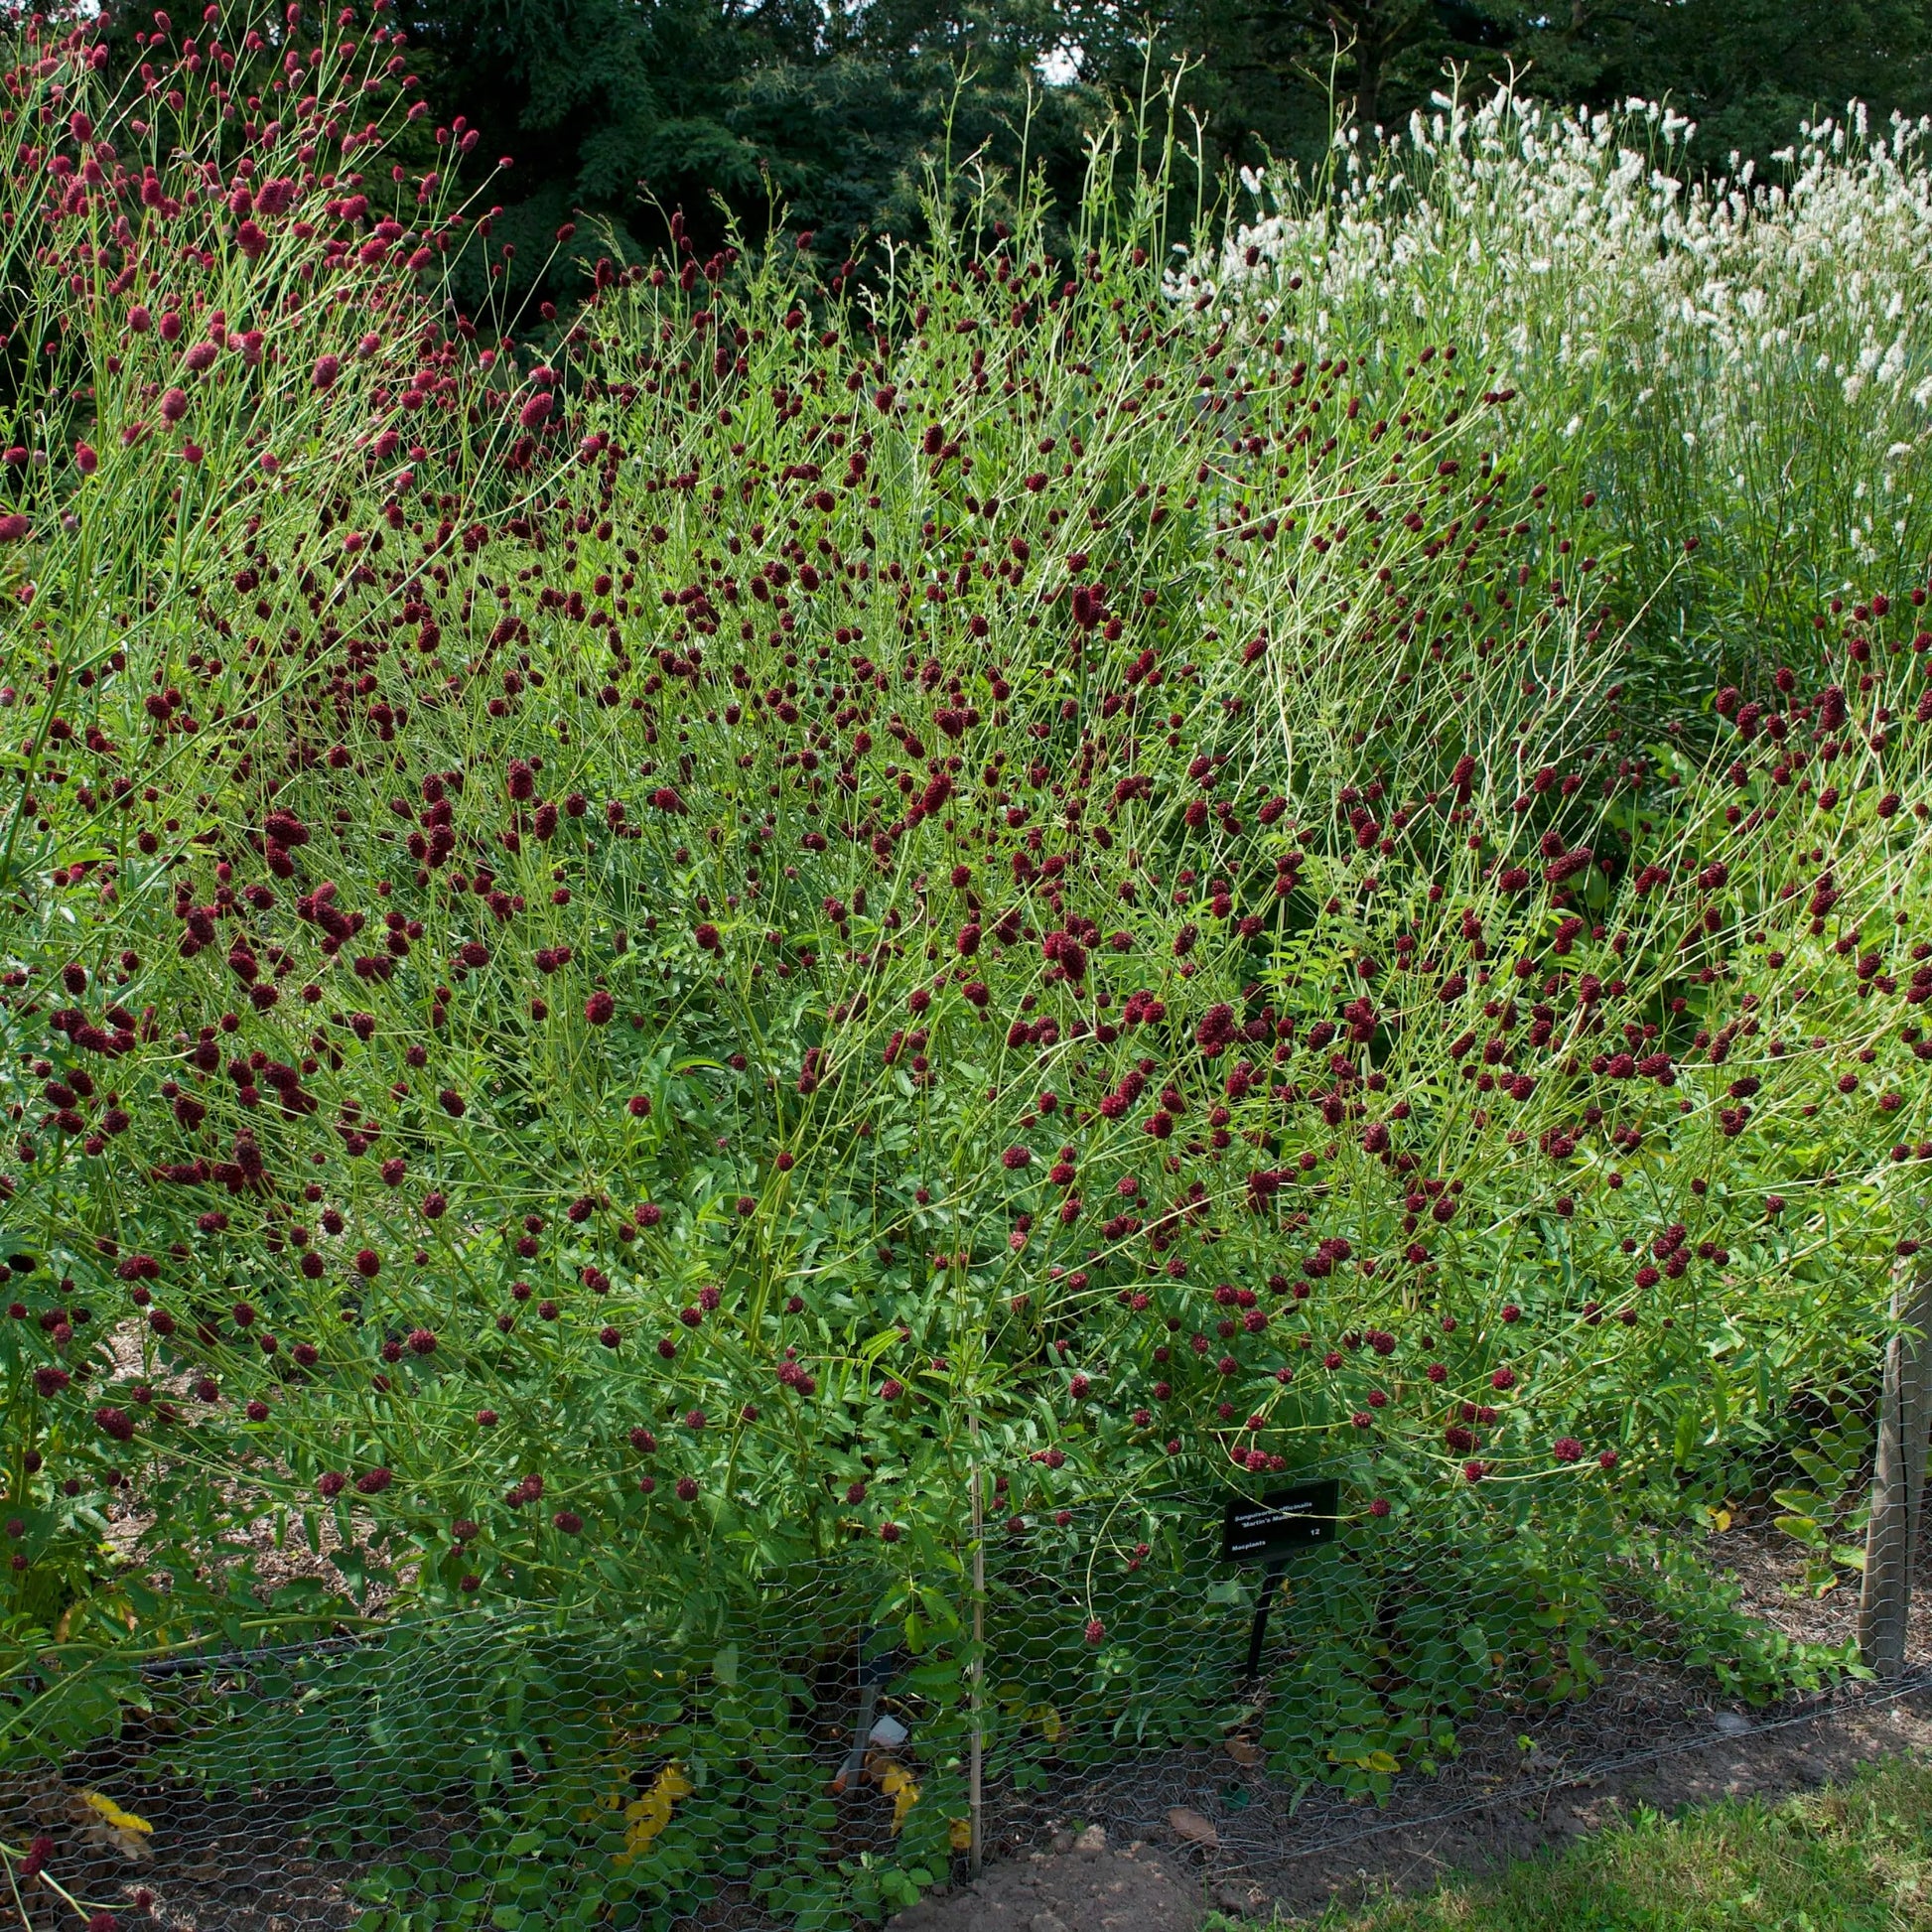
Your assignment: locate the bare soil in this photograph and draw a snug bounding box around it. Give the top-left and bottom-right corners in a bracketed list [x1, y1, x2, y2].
[919, 1677, 1932, 1930]
[891, 1829, 1204, 1932]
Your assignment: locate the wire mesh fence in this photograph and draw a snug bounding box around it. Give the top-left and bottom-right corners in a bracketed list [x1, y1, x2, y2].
[4, 1554, 967, 1932]
[2, 1460, 1924, 1932]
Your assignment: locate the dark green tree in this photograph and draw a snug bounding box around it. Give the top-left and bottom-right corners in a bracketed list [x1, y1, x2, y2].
[385, 0, 1089, 305]
[1069, 0, 1932, 201]
[79, 0, 1932, 303]
[1509, 0, 1932, 171]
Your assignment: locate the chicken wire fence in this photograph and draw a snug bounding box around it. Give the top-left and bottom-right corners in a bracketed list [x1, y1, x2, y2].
[3, 1461, 1926, 1932]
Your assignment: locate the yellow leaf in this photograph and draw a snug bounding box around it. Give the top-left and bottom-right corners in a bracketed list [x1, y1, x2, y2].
[615, 1762, 693, 1864]
[949, 1818, 973, 1852]
[79, 1792, 153, 1836]
[1029, 1702, 1063, 1743]
[1711, 1507, 1732, 1534]
[1365, 1750, 1400, 1774]
[875, 1758, 920, 1834]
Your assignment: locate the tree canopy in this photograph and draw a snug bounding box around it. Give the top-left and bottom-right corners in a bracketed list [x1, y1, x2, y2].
[92, 0, 1932, 302]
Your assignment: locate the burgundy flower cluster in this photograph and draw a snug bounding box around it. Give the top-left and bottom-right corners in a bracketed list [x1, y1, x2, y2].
[0, 9, 1919, 1771]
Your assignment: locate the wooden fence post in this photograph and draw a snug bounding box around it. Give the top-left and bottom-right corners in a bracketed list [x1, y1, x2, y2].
[968, 1435, 985, 1879]
[1860, 1254, 1932, 1680]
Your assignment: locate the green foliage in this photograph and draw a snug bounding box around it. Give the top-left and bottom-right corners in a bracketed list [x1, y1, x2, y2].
[377, 0, 1092, 292]
[84, 0, 1932, 306]
[1242, 1751, 1932, 1929]
[1216, 85, 1932, 733]
[0, 8, 1923, 1925]
[1506, 0, 1932, 174]
[1074, 0, 1932, 195]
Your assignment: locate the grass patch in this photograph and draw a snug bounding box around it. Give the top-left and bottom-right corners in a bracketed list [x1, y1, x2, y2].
[1270, 1752, 1932, 1931]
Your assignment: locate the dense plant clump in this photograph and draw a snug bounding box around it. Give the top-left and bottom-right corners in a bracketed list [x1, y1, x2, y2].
[0, 8, 1927, 1924]
[1219, 87, 1932, 709]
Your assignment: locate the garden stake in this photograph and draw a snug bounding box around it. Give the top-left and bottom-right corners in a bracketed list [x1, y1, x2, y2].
[970, 1449, 986, 1877]
[1243, 1560, 1291, 1686]
[1860, 1248, 1932, 1680]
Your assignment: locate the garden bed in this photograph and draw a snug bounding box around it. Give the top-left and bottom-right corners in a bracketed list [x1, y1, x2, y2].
[5, 1514, 1914, 1931]
[3, 12, 1931, 1930]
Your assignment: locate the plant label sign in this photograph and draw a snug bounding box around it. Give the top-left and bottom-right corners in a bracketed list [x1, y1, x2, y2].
[1220, 1479, 1340, 1564]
